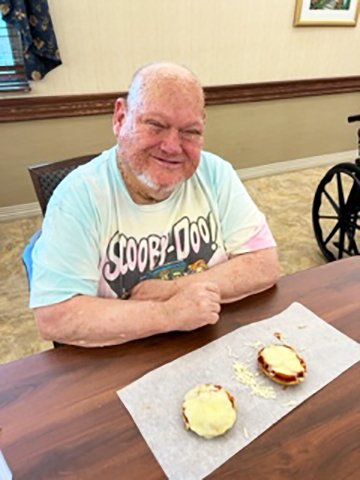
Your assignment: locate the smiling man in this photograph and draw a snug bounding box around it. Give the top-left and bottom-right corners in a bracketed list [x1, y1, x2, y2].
[115, 65, 205, 203]
[30, 62, 279, 347]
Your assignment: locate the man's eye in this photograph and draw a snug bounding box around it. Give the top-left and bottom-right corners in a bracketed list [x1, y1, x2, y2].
[184, 130, 201, 136]
[148, 121, 165, 128]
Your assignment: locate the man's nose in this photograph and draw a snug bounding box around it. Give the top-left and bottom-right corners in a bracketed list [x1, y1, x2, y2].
[160, 128, 182, 155]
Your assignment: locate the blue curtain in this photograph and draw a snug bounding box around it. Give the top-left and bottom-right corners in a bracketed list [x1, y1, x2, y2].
[0, 0, 61, 80]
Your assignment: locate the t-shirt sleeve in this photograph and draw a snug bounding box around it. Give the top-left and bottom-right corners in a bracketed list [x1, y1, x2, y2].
[30, 202, 100, 309]
[211, 157, 276, 256]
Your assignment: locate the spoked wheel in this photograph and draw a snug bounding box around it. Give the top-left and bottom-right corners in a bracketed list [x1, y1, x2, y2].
[313, 162, 360, 262]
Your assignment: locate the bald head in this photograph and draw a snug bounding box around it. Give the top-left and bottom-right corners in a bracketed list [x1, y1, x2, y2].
[126, 62, 205, 115]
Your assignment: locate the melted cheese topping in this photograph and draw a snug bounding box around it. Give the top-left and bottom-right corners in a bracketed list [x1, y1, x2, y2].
[261, 345, 304, 376]
[183, 384, 236, 438]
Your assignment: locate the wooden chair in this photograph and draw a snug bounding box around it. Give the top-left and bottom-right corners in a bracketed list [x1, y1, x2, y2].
[26, 153, 99, 348]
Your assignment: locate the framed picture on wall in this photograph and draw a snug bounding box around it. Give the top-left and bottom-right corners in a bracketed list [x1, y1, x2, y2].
[294, 0, 360, 26]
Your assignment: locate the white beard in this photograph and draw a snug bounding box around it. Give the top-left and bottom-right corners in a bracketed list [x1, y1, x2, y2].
[136, 171, 179, 198]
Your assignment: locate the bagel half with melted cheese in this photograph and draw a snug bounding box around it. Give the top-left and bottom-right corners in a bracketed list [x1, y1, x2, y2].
[182, 384, 237, 439]
[258, 344, 307, 385]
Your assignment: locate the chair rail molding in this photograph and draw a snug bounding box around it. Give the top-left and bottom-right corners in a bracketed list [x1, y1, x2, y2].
[1, 76, 360, 123]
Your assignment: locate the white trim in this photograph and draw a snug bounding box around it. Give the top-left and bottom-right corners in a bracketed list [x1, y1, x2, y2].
[0, 150, 357, 221]
[0, 202, 41, 222]
[237, 150, 357, 180]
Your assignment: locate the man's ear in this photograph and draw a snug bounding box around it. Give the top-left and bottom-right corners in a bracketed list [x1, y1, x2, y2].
[113, 98, 127, 137]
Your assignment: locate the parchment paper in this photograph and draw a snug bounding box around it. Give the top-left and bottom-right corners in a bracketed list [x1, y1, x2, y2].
[117, 303, 360, 480]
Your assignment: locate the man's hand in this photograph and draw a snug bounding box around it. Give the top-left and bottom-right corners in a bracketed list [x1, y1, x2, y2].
[164, 282, 221, 331]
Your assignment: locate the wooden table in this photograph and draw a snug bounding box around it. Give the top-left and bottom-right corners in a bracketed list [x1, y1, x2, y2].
[0, 257, 359, 480]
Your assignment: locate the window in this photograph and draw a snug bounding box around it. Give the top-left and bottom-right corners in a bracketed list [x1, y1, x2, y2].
[0, 13, 30, 92]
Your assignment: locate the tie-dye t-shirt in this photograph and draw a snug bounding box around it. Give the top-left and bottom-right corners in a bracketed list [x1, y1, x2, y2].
[30, 146, 276, 308]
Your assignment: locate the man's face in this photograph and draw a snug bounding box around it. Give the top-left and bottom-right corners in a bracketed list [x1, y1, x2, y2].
[114, 79, 205, 203]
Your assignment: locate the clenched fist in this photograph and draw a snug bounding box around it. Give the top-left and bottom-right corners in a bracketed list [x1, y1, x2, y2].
[164, 282, 221, 331]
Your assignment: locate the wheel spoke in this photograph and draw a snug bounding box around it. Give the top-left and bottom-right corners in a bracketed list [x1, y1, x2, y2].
[338, 225, 345, 259]
[335, 243, 357, 256]
[336, 172, 345, 208]
[323, 188, 339, 214]
[348, 237, 359, 255]
[324, 221, 340, 245]
[343, 222, 359, 255]
[319, 215, 339, 220]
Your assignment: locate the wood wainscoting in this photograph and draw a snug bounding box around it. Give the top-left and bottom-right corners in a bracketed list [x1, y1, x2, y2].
[1, 76, 360, 123]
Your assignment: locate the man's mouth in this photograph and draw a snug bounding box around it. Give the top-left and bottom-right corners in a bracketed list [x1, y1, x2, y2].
[151, 155, 182, 167]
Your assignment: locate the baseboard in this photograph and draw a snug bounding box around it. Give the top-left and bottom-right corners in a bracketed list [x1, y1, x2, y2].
[0, 202, 41, 222]
[237, 149, 356, 180]
[0, 149, 357, 222]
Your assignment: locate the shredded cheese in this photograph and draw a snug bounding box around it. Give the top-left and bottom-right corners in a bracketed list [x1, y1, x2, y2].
[233, 361, 276, 399]
[247, 341, 265, 349]
[282, 400, 298, 408]
[226, 345, 238, 359]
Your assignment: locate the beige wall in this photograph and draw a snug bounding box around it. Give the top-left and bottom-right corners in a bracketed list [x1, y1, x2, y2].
[1, 1, 360, 207]
[0, 115, 114, 207]
[1, 0, 360, 98]
[204, 93, 360, 168]
[1, 92, 359, 207]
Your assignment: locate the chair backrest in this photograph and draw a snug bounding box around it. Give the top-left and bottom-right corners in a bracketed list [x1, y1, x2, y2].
[28, 154, 99, 215]
[27, 154, 99, 349]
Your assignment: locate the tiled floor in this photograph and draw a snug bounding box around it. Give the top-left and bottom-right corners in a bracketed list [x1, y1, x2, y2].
[0, 166, 332, 364]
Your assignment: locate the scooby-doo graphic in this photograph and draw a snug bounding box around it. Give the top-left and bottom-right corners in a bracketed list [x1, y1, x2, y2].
[140, 259, 208, 282]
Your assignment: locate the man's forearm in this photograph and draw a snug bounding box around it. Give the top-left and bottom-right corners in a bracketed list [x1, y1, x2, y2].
[132, 247, 280, 304]
[34, 248, 278, 347]
[35, 296, 170, 347]
[181, 247, 280, 303]
[34, 281, 221, 348]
